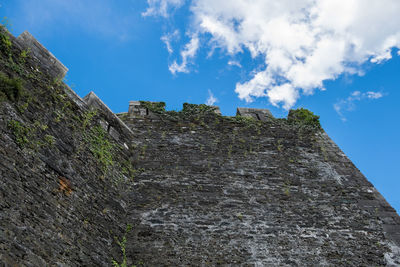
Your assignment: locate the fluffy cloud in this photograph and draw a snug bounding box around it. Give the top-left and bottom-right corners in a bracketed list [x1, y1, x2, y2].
[334, 90, 384, 121]
[147, 0, 400, 108]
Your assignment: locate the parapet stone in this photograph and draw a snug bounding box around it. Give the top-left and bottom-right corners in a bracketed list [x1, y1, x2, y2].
[16, 31, 68, 79]
[210, 106, 221, 115]
[129, 101, 148, 117]
[128, 101, 222, 118]
[236, 107, 274, 121]
[128, 101, 163, 119]
[84, 92, 133, 143]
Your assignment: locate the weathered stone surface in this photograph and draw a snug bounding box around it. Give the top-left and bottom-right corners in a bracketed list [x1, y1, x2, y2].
[237, 107, 274, 121]
[129, 101, 148, 117]
[118, 115, 400, 266]
[1, 26, 400, 267]
[16, 31, 68, 79]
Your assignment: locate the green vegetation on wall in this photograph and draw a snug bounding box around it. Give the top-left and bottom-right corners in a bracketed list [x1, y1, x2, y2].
[287, 108, 321, 130]
[0, 72, 23, 102]
[7, 119, 58, 149]
[85, 125, 115, 174]
[133, 102, 322, 136]
[181, 103, 219, 116]
[139, 101, 166, 114]
[112, 224, 137, 267]
[0, 24, 12, 59]
[7, 120, 32, 148]
[138, 101, 220, 123]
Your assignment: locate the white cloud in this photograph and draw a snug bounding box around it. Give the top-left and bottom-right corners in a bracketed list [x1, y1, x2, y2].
[334, 90, 384, 121]
[366, 91, 383, 99]
[228, 60, 241, 68]
[161, 30, 180, 54]
[147, 0, 400, 109]
[205, 89, 218, 105]
[142, 0, 184, 17]
[169, 34, 199, 74]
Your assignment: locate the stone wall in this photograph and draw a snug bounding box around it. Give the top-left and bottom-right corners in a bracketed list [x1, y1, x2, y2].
[0, 27, 134, 266]
[118, 112, 400, 266]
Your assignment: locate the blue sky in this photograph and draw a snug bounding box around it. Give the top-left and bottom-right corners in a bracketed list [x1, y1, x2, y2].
[1, 0, 399, 212]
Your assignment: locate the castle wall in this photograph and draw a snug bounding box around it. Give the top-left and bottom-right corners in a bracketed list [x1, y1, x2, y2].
[1, 28, 399, 266]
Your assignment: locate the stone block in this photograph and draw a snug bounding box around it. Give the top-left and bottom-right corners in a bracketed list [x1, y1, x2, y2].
[236, 107, 273, 121]
[83, 91, 133, 141]
[210, 106, 221, 115]
[98, 119, 109, 132]
[128, 101, 162, 119]
[108, 126, 120, 142]
[129, 101, 148, 117]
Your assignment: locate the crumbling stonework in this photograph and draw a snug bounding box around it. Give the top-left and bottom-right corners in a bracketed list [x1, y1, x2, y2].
[1, 27, 400, 266]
